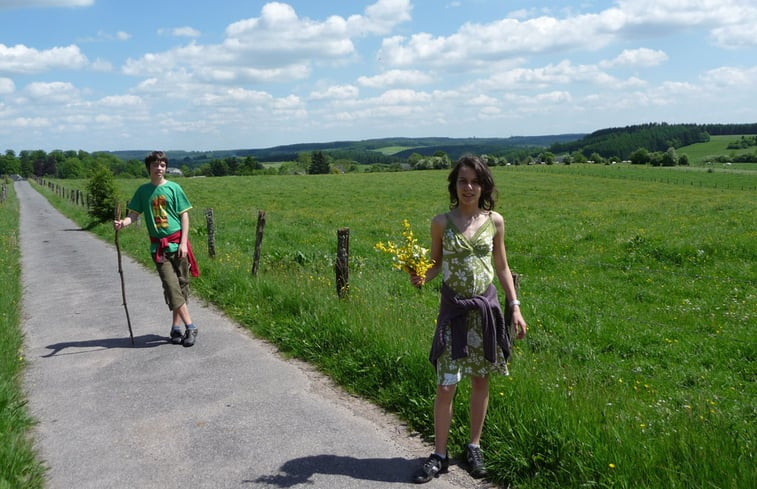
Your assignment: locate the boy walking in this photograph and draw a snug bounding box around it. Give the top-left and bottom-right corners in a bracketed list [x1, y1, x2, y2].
[113, 151, 200, 346]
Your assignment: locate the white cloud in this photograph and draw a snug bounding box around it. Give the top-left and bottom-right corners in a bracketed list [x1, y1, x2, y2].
[601, 48, 668, 68]
[700, 66, 757, 87]
[345, 0, 412, 36]
[710, 19, 757, 48]
[25, 81, 79, 103]
[159, 27, 202, 38]
[13, 117, 51, 128]
[98, 94, 144, 108]
[379, 1, 757, 71]
[309, 85, 359, 101]
[125, 1, 410, 87]
[357, 69, 433, 88]
[225, 2, 354, 63]
[0, 77, 14, 94]
[0, 44, 88, 74]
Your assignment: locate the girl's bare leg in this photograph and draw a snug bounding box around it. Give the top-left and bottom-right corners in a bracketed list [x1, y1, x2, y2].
[469, 375, 489, 444]
[434, 384, 457, 455]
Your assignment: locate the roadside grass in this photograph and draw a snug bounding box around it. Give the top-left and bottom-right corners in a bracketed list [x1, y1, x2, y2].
[0, 181, 45, 489]
[34, 165, 756, 488]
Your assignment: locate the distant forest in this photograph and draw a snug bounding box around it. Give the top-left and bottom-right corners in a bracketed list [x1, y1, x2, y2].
[2, 122, 755, 179]
[107, 134, 584, 168]
[550, 122, 757, 160]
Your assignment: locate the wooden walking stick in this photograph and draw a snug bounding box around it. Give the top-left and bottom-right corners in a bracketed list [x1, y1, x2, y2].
[115, 204, 135, 345]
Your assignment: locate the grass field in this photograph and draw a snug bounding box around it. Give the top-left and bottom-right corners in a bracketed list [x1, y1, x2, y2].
[678, 134, 756, 166]
[20, 164, 757, 488]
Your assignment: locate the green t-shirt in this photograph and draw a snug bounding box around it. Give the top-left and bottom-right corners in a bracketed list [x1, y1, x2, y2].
[127, 180, 192, 256]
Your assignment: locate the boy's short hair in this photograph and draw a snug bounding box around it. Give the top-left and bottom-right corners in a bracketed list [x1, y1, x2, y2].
[144, 151, 168, 171]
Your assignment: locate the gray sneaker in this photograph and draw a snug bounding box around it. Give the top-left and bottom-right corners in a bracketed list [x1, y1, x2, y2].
[182, 328, 198, 347]
[465, 444, 487, 478]
[170, 326, 183, 345]
[412, 453, 448, 484]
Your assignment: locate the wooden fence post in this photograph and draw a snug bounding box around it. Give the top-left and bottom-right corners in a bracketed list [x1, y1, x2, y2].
[251, 210, 266, 276]
[335, 228, 350, 298]
[205, 208, 216, 258]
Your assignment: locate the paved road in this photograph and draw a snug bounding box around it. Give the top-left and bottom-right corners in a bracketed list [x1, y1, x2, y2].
[17, 181, 493, 489]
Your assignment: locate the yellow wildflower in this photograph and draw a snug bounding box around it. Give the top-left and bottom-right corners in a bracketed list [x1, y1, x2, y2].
[375, 219, 434, 281]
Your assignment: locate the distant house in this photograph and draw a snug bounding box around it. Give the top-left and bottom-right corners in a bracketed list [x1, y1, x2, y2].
[166, 167, 183, 177]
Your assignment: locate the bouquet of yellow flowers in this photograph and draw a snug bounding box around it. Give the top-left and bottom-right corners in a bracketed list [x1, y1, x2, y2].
[375, 219, 434, 281]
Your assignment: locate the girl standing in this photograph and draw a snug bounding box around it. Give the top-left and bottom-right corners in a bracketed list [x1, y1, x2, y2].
[411, 155, 527, 483]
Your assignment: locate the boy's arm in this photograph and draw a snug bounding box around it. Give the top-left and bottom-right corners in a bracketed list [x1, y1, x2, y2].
[114, 211, 140, 230]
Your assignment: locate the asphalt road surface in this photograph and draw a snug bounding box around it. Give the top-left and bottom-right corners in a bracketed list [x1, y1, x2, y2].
[16, 180, 494, 489]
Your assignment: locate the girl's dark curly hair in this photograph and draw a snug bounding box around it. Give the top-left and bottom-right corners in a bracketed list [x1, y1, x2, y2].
[447, 154, 498, 211]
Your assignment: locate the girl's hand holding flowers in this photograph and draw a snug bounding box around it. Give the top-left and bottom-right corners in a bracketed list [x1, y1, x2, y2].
[375, 219, 434, 287]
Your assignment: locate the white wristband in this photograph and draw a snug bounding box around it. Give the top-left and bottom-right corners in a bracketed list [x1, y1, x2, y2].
[509, 299, 521, 308]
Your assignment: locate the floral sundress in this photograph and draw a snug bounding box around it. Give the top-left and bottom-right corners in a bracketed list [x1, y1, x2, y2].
[436, 213, 509, 385]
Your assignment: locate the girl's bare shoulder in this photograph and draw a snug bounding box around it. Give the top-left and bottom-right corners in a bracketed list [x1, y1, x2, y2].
[489, 211, 505, 230]
[431, 212, 449, 226]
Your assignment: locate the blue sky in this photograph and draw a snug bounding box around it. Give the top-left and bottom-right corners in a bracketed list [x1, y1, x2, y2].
[1, 0, 755, 152]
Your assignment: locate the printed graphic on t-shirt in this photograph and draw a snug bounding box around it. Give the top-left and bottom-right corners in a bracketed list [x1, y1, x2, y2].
[152, 195, 169, 229]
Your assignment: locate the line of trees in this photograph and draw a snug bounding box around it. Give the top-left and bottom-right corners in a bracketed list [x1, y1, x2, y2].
[550, 123, 711, 160]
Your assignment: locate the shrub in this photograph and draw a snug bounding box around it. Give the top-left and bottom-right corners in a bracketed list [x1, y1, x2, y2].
[86, 165, 118, 223]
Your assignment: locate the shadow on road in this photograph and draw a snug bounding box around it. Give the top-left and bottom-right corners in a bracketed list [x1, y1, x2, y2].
[42, 334, 169, 357]
[248, 454, 424, 486]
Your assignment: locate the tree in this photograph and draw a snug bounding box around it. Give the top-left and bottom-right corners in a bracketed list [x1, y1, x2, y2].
[57, 157, 85, 179]
[408, 152, 424, 167]
[309, 151, 330, 174]
[589, 152, 604, 164]
[0, 150, 20, 175]
[86, 165, 118, 224]
[661, 147, 678, 167]
[571, 151, 587, 164]
[630, 147, 650, 165]
[210, 158, 230, 176]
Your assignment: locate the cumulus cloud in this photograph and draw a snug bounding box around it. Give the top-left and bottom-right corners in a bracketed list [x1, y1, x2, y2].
[159, 27, 202, 38]
[345, 0, 412, 36]
[0, 44, 88, 74]
[98, 94, 144, 108]
[357, 69, 434, 88]
[0, 77, 14, 94]
[123, 0, 412, 89]
[309, 85, 359, 101]
[25, 81, 79, 103]
[601, 48, 668, 68]
[378, 0, 756, 70]
[700, 66, 757, 87]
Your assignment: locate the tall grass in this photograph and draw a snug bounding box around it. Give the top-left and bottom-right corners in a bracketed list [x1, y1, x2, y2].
[0, 181, 45, 488]
[36, 165, 756, 488]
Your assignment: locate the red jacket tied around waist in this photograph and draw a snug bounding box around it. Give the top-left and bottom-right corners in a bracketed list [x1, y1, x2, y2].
[150, 230, 200, 277]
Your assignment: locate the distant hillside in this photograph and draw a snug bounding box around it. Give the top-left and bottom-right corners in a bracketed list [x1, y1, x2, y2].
[550, 122, 757, 160]
[107, 134, 584, 167]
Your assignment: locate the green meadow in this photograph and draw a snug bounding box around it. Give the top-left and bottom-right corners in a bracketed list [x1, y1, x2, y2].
[679, 134, 756, 166]
[16, 164, 757, 488]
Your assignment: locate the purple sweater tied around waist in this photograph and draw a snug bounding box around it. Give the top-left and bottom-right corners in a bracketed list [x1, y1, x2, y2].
[429, 282, 511, 367]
